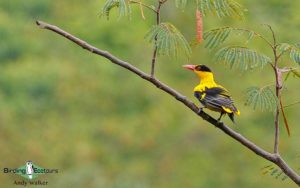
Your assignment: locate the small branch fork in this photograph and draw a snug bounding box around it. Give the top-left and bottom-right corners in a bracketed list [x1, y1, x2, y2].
[264, 24, 291, 155]
[253, 24, 291, 154]
[35, 20, 300, 186]
[130, 0, 168, 77]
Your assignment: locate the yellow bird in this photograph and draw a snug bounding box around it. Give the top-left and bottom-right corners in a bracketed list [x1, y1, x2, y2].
[183, 64, 240, 123]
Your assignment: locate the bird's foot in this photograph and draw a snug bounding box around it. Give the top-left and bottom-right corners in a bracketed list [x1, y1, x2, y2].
[217, 118, 223, 124]
[217, 113, 225, 124]
[216, 116, 225, 126]
[197, 107, 203, 114]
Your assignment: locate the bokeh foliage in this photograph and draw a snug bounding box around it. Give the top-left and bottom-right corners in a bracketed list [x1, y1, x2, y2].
[0, 0, 299, 187]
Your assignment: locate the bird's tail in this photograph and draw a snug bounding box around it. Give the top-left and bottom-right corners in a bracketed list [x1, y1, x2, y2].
[228, 113, 236, 124]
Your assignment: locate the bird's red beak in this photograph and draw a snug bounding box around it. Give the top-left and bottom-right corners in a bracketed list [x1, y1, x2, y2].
[182, 64, 196, 71]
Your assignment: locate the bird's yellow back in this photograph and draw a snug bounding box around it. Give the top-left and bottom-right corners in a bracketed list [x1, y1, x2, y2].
[193, 71, 227, 93]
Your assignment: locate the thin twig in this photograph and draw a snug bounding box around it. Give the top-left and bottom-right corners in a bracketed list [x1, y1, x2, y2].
[283, 101, 300, 108]
[273, 56, 280, 153]
[150, 0, 164, 77]
[279, 97, 291, 136]
[217, 27, 273, 48]
[273, 67, 281, 153]
[129, 0, 158, 13]
[280, 67, 300, 73]
[264, 24, 277, 46]
[266, 24, 282, 153]
[207, 27, 274, 48]
[234, 27, 274, 48]
[35, 20, 300, 186]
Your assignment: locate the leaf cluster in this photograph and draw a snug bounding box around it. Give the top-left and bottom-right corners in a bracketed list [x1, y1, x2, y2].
[203, 27, 271, 72]
[278, 43, 300, 65]
[101, 0, 131, 19]
[261, 165, 288, 181]
[198, 0, 245, 19]
[174, 0, 247, 19]
[204, 25, 299, 113]
[145, 23, 192, 58]
[245, 86, 277, 112]
[100, 0, 247, 59]
[203, 27, 255, 49]
[215, 46, 271, 70]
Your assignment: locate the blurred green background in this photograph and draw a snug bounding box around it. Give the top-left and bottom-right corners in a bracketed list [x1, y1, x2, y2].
[0, 0, 299, 187]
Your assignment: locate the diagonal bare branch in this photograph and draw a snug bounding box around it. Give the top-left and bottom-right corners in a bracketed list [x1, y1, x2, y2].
[35, 20, 300, 186]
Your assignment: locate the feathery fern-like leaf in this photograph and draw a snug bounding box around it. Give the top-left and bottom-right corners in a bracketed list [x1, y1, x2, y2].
[277, 43, 300, 65]
[245, 86, 277, 111]
[289, 47, 300, 65]
[204, 27, 257, 49]
[295, 43, 300, 49]
[215, 46, 271, 70]
[101, 0, 131, 19]
[278, 43, 291, 54]
[261, 165, 288, 181]
[199, 0, 246, 19]
[145, 22, 191, 58]
[246, 30, 255, 43]
[204, 27, 232, 48]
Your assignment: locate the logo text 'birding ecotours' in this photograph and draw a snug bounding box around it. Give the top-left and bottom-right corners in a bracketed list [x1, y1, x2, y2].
[3, 161, 58, 180]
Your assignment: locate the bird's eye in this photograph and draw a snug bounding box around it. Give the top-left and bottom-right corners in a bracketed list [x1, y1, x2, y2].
[195, 65, 202, 71]
[196, 65, 211, 72]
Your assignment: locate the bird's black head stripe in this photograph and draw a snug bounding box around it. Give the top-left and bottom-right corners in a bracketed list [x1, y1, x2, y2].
[195, 65, 212, 72]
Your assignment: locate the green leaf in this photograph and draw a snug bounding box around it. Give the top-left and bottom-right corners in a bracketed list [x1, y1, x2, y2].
[101, 0, 131, 19]
[261, 164, 289, 182]
[271, 169, 279, 176]
[199, 0, 246, 19]
[175, 0, 188, 9]
[278, 43, 291, 54]
[204, 27, 232, 49]
[204, 27, 257, 49]
[289, 47, 300, 65]
[226, 0, 245, 19]
[277, 43, 300, 65]
[145, 23, 191, 58]
[295, 43, 300, 48]
[245, 86, 277, 111]
[246, 31, 254, 44]
[215, 46, 271, 70]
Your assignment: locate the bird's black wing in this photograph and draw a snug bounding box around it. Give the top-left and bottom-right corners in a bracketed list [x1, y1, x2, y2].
[202, 87, 237, 112]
